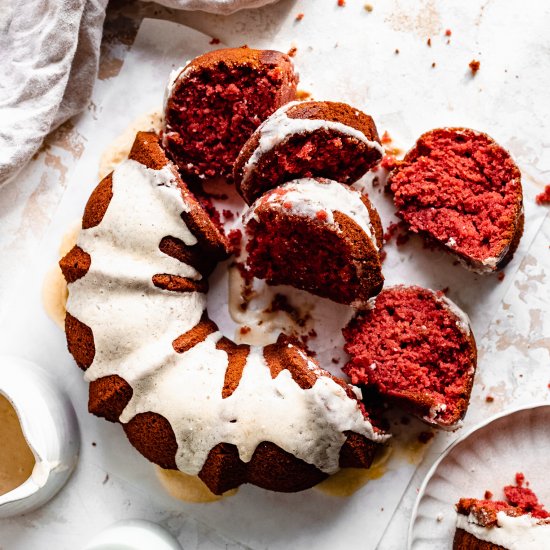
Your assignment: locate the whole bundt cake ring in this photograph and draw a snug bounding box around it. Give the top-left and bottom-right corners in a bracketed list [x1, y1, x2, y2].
[59, 131, 389, 496]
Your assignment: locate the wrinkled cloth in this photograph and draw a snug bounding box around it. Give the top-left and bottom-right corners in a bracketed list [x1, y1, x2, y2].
[0, 0, 107, 187]
[147, 0, 278, 16]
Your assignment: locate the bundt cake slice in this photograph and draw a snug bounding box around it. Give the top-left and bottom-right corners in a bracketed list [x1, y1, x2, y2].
[234, 100, 384, 204]
[60, 132, 389, 495]
[454, 473, 550, 549]
[387, 128, 524, 273]
[343, 286, 477, 429]
[162, 47, 298, 183]
[242, 178, 384, 308]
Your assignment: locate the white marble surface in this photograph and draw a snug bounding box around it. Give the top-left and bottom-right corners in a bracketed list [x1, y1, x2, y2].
[0, 1, 549, 549]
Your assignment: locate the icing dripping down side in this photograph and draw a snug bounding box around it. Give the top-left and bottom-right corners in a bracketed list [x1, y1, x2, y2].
[67, 159, 387, 477]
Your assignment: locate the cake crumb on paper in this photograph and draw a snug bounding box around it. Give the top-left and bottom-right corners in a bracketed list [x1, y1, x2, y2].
[469, 59, 481, 75]
[535, 185, 550, 205]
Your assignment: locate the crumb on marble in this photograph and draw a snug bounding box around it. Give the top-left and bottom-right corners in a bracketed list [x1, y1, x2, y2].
[427, 37, 432, 47]
[209, 37, 220, 45]
[337, 0, 346, 6]
[535, 185, 550, 205]
[295, 12, 304, 21]
[240, 325, 251, 335]
[432, 62, 436, 68]
[331, 357, 340, 364]
[287, 46, 297, 57]
[485, 490, 493, 499]
[469, 59, 481, 75]
[486, 395, 495, 403]
[445, 29, 452, 36]
[381, 130, 392, 144]
[364, 3, 373, 11]
[497, 272, 505, 282]
[394, 48, 400, 54]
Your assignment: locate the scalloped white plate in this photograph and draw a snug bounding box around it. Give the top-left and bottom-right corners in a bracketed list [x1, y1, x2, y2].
[408, 403, 550, 550]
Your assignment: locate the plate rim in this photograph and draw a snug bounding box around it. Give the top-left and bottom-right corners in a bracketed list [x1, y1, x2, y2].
[407, 401, 550, 550]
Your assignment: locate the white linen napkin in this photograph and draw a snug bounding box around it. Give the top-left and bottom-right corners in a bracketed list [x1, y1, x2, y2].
[0, 0, 108, 187]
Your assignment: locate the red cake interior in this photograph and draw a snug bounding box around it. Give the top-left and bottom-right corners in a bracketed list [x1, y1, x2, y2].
[245, 132, 377, 200]
[457, 473, 550, 527]
[343, 286, 473, 426]
[245, 213, 370, 305]
[390, 129, 521, 264]
[164, 65, 287, 181]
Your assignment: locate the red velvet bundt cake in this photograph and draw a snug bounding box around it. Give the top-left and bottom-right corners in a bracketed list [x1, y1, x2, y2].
[162, 47, 298, 183]
[59, 132, 389, 495]
[387, 128, 524, 273]
[454, 473, 550, 549]
[343, 285, 476, 429]
[234, 100, 384, 204]
[242, 177, 384, 307]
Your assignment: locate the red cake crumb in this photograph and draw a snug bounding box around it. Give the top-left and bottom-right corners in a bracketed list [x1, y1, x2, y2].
[287, 46, 297, 58]
[380, 154, 398, 170]
[227, 228, 242, 256]
[383, 221, 409, 245]
[445, 29, 452, 36]
[536, 185, 550, 205]
[381, 131, 392, 144]
[222, 209, 234, 220]
[337, 0, 346, 6]
[497, 271, 505, 281]
[431, 62, 436, 68]
[343, 286, 476, 428]
[239, 325, 251, 335]
[388, 128, 523, 272]
[457, 473, 550, 527]
[485, 395, 495, 403]
[427, 38, 432, 47]
[295, 12, 304, 21]
[332, 358, 340, 364]
[469, 59, 480, 75]
[209, 37, 220, 45]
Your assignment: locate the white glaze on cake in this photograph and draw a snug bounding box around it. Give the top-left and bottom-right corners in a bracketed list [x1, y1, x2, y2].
[66, 159, 387, 477]
[240, 101, 384, 188]
[457, 511, 550, 550]
[243, 178, 379, 251]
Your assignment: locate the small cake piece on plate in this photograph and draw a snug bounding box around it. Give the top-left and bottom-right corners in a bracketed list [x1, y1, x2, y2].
[242, 177, 384, 307]
[234, 100, 384, 204]
[454, 473, 550, 549]
[343, 285, 476, 429]
[387, 128, 524, 273]
[163, 47, 298, 183]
